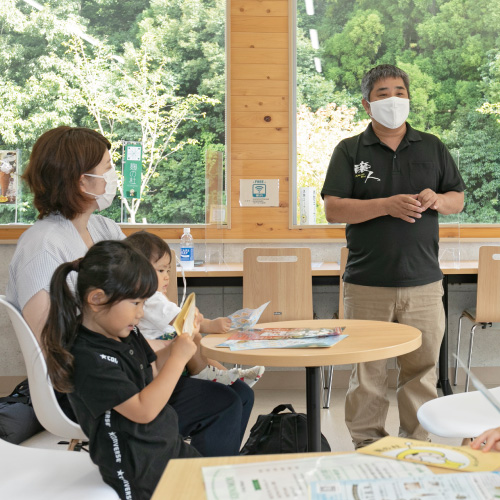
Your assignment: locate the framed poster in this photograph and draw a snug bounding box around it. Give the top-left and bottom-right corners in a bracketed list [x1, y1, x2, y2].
[0, 150, 18, 204]
[239, 179, 279, 207]
[122, 142, 143, 198]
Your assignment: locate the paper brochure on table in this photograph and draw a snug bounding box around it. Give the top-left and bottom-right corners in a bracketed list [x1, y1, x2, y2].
[224, 327, 345, 341]
[309, 471, 500, 500]
[202, 453, 432, 500]
[357, 437, 500, 472]
[228, 301, 270, 330]
[172, 292, 196, 337]
[218, 334, 348, 351]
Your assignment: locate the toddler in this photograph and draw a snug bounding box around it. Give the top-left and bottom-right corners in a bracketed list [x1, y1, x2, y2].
[125, 231, 264, 387]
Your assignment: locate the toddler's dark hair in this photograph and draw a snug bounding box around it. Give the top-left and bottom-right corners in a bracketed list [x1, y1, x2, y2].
[126, 231, 172, 264]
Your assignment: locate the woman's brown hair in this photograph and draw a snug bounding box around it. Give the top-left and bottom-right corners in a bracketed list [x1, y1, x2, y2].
[23, 126, 111, 220]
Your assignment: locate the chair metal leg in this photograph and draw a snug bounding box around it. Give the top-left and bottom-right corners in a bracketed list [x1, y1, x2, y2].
[322, 365, 334, 409]
[465, 324, 478, 392]
[68, 439, 80, 451]
[320, 367, 327, 396]
[454, 314, 465, 386]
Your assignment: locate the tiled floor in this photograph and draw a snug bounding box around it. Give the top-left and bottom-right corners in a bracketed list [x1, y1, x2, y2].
[20, 384, 463, 451]
[247, 386, 461, 450]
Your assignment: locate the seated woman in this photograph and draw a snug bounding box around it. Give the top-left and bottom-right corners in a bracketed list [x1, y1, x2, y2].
[6, 126, 254, 455]
[125, 231, 265, 387]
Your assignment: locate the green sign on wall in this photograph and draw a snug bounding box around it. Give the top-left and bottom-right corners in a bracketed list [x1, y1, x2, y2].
[122, 142, 143, 198]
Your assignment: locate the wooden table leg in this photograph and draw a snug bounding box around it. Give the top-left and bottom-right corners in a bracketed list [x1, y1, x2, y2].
[306, 366, 321, 452]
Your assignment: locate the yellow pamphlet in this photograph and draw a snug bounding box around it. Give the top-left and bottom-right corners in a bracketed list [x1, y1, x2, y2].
[173, 293, 196, 337]
[357, 436, 500, 472]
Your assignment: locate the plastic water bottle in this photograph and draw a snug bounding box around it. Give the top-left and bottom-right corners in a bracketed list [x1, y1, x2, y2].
[180, 227, 194, 269]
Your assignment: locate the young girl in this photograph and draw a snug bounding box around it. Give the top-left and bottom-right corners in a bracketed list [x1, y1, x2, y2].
[41, 240, 239, 500]
[125, 231, 265, 387]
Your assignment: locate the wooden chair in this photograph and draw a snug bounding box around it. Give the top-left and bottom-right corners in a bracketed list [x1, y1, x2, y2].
[454, 246, 500, 391]
[0, 295, 87, 450]
[338, 246, 348, 321]
[243, 248, 313, 323]
[322, 246, 348, 408]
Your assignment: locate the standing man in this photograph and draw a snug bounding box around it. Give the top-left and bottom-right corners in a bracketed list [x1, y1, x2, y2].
[321, 64, 465, 449]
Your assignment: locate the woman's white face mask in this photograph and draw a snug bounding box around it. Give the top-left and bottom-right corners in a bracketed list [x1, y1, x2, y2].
[84, 168, 118, 211]
[368, 96, 410, 129]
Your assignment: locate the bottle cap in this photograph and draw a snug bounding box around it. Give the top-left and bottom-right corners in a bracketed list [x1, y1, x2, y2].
[183, 227, 190, 234]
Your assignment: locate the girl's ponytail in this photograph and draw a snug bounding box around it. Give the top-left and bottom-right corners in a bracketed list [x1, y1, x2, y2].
[41, 259, 81, 393]
[41, 240, 158, 393]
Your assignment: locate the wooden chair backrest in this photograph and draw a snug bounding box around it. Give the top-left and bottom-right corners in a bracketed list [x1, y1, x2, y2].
[167, 249, 179, 305]
[338, 247, 349, 320]
[243, 247, 313, 323]
[476, 246, 500, 322]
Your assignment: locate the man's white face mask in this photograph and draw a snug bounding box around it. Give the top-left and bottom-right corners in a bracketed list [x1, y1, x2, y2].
[84, 168, 118, 211]
[368, 96, 410, 129]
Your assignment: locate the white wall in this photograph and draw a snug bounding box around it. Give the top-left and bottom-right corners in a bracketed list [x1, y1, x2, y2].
[0, 244, 22, 375]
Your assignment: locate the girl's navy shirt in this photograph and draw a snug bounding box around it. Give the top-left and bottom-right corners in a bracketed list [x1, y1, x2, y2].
[68, 325, 199, 500]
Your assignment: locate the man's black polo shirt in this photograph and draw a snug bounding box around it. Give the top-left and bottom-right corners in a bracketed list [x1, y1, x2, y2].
[68, 325, 199, 500]
[321, 123, 465, 287]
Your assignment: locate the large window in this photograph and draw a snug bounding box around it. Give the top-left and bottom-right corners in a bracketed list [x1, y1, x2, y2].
[294, 0, 500, 225]
[0, 0, 226, 225]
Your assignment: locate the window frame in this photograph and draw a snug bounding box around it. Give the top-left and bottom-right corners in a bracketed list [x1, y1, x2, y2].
[1, 0, 500, 241]
[288, 0, 500, 238]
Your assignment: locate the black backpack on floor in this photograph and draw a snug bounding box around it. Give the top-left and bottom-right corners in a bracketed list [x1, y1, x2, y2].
[0, 379, 43, 444]
[240, 403, 331, 455]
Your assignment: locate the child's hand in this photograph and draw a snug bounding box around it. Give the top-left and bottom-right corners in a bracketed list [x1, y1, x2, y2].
[192, 307, 203, 336]
[171, 333, 197, 363]
[470, 427, 500, 452]
[201, 317, 232, 334]
[191, 331, 202, 345]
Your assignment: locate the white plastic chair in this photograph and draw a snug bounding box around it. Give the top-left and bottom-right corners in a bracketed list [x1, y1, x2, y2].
[0, 295, 87, 448]
[417, 387, 500, 438]
[0, 437, 118, 500]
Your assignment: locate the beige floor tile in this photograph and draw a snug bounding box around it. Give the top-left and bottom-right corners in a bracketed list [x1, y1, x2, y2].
[247, 386, 464, 452]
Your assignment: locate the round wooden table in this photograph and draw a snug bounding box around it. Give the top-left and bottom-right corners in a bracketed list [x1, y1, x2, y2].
[201, 319, 422, 452]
